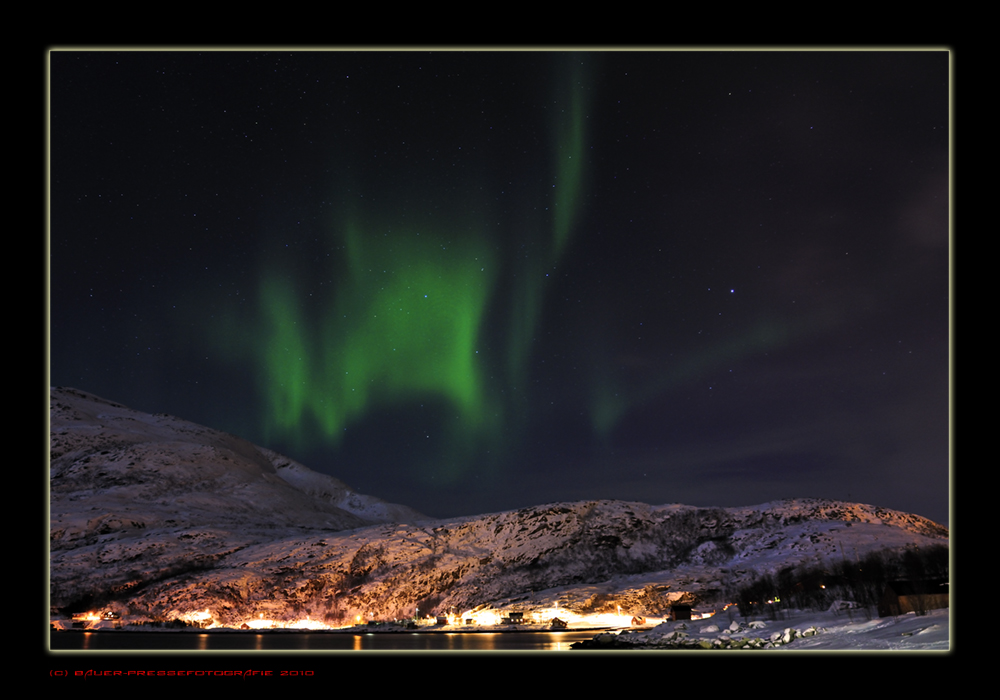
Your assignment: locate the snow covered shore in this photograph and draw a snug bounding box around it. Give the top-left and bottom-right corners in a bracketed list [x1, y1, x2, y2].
[575, 607, 949, 651]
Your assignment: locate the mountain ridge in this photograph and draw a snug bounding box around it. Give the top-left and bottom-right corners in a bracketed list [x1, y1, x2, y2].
[49, 387, 948, 627]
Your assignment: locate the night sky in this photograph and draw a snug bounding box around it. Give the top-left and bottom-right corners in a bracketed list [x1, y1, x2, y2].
[49, 49, 950, 524]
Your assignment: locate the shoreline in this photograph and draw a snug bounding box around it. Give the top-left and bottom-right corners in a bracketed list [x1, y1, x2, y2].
[51, 625, 622, 635]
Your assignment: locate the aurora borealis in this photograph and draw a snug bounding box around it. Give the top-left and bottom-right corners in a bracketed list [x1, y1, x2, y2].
[49, 49, 950, 524]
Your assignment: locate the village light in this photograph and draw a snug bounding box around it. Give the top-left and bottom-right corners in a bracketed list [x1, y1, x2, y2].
[289, 617, 331, 630]
[179, 608, 216, 628]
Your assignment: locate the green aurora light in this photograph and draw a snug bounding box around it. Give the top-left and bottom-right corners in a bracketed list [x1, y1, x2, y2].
[230, 58, 596, 476]
[198, 53, 810, 484]
[257, 222, 498, 458]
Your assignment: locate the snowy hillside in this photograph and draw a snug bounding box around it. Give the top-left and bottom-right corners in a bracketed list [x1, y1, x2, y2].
[49, 387, 426, 610]
[49, 388, 948, 632]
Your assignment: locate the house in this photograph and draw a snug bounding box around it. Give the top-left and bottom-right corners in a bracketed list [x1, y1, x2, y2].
[501, 612, 525, 625]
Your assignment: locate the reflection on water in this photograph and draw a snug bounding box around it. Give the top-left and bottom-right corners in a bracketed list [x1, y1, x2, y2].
[50, 630, 601, 651]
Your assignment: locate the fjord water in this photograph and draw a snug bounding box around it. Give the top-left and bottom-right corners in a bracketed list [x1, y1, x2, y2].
[50, 629, 599, 651]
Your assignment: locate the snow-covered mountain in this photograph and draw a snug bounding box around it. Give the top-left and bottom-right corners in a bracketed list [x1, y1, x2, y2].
[49, 388, 948, 628]
[49, 387, 426, 609]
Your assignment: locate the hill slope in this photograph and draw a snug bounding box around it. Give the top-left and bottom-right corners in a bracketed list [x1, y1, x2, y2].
[49, 388, 947, 627]
[49, 387, 427, 610]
